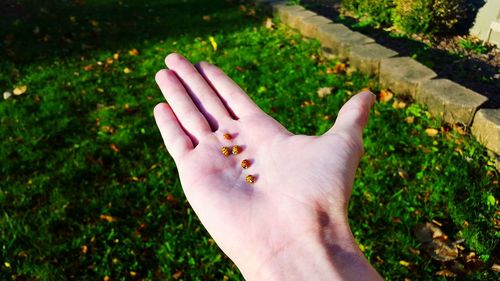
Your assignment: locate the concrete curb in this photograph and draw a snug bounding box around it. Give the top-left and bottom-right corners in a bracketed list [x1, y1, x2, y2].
[255, 0, 500, 170]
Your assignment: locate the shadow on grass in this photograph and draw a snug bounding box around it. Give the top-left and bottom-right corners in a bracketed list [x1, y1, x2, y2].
[0, 0, 257, 65]
[301, 0, 500, 108]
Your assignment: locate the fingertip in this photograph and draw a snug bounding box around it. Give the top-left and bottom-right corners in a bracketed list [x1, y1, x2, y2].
[165, 53, 185, 67]
[155, 69, 168, 82]
[153, 102, 167, 116]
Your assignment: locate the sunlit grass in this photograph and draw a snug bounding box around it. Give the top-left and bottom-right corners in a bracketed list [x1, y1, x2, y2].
[0, 0, 499, 280]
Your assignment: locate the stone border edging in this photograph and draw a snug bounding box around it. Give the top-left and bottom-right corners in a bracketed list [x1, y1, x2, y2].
[255, 0, 500, 171]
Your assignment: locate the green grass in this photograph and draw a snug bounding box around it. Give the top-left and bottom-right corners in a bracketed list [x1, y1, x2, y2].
[1, 0, 499, 280]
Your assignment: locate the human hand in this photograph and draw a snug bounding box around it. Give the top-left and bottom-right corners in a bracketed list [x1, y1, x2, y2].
[154, 53, 382, 280]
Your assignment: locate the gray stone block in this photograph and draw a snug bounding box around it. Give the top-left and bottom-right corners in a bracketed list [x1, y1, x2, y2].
[298, 15, 332, 38]
[472, 109, 500, 155]
[288, 10, 318, 30]
[348, 43, 398, 76]
[379, 57, 437, 99]
[255, 0, 285, 4]
[316, 24, 374, 58]
[272, 4, 305, 24]
[417, 79, 488, 127]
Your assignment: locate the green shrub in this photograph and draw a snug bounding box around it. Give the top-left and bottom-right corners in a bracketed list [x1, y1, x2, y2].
[432, 0, 468, 32]
[342, 0, 472, 35]
[393, 0, 433, 34]
[358, 0, 394, 25]
[341, 0, 395, 26]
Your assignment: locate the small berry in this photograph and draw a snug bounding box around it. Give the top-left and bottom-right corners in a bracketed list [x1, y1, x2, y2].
[223, 133, 232, 140]
[221, 146, 230, 156]
[241, 159, 250, 169]
[232, 145, 241, 155]
[245, 175, 255, 183]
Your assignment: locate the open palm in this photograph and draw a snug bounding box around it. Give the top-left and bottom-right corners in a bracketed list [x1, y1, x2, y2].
[154, 54, 378, 280]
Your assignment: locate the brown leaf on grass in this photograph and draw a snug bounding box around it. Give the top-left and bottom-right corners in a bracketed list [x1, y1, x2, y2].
[300, 100, 314, 107]
[435, 269, 456, 277]
[83, 64, 94, 71]
[110, 143, 120, 153]
[378, 89, 393, 103]
[317, 87, 333, 98]
[397, 168, 409, 179]
[100, 214, 117, 222]
[453, 123, 467, 135]
[425, 128, 439, 137]
[128, 48, 139, 56]
[13, 85, 27, 95]
[172, 271, 183, 280]
[81, 245, 88, 254]
[405, 116, 415, 124]
[239, 5, 247, 12]
[399, 260, 411, 267]
[327, 62, 346, 74]
[415, 222, 459, 262]
[491, 263, 500, 272]
[392, 100, 407, 109]
[202, 15, 211, 21]
[100, 125, 116, 134]
[264, 18, 275, 29]
[3, 91, 12, 100]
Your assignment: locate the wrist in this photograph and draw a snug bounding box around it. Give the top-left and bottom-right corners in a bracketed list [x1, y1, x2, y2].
[240, 209, 382, 281]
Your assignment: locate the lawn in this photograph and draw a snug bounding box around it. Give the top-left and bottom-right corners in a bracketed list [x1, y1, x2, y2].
[1, 0, 499, 280]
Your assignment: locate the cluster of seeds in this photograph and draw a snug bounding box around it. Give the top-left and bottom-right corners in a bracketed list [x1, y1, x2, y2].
[221, 133, 255, 184]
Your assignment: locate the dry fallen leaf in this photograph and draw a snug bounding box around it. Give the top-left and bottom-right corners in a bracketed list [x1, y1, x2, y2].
[425, 128, 439, 137]
[13, 85, 27, 95]
[100, 126, 116, 134]
[83, 64, 94, 71]
[202, 15, 211, 21]
[81, 245, 88, 254]
[379, 89, 393, 103]
[100, 214, 117, 222]
[317, 87, 333, 98]
[3, 91, 12, 100]
[399, 260, 411, 267]
[392, 100, 407, 109]
[435, 269, 456, 277]
[264, 18, 275, 29]
[491, 263, 500, 272]
[301, 100, 314, 107]
[405, 116, 415, 124]
[110, 143, 120, 153]
[415, 222, 459, 262]
[453, 123, 467, 135]
[209, 36, 217, 51]
[327, 62, 346, 74]
[172, 271, 183, 280]
[398, 168, 409, 179]
[128, 48, 139, 56]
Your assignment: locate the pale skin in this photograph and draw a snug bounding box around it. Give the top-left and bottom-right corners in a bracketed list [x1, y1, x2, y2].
[154, 53, 383, 280]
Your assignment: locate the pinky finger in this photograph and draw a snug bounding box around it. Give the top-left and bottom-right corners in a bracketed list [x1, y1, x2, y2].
[154, 103, 193, 161]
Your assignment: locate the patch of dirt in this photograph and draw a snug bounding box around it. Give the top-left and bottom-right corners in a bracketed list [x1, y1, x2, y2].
[300, 0, 500, 106]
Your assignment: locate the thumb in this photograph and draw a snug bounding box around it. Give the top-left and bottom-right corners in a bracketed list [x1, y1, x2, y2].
[324, 90, 375, 146]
